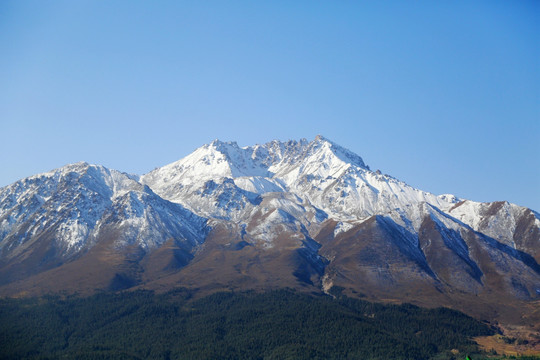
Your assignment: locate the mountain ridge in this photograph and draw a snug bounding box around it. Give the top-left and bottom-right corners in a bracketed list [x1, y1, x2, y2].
[0, 136, 539, 335]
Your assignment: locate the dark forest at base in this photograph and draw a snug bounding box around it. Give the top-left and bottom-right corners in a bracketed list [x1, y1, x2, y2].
[0, 288, 525, 360]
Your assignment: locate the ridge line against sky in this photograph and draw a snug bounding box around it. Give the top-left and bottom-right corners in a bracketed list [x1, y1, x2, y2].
[1, 1, 539, 211]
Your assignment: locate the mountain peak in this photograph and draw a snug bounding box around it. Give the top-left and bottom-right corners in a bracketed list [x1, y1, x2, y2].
[307, 135, 368, 170]
[209, 139, 240, 150]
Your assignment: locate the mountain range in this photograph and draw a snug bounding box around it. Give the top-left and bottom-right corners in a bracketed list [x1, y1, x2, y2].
[1, 135, 539, 334]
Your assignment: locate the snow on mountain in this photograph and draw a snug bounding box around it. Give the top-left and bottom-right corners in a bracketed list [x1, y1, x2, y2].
[449, 200, 525, 244]
[0, 163, 131, 252]
[243, 192, 328, 246]
[93, 186, 207, 250]
[0, 162, 206, 260]
[3, 136, 536, 258]
[447, 200, 540, 258]
[141, 140, 271, 198]
[1, 135, 539, 322]
[265, 135, 367, 178]
[142, 135, 459, 224]
[138, 135, 539, 284]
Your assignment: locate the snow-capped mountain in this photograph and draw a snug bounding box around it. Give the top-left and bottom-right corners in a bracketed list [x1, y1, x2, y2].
[0, 136, 538, 330]
[141, 135, 459, 221]
[0, 162, 207, 287]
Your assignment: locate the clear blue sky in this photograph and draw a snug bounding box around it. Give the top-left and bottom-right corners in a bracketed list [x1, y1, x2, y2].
[1, 1, 539, 210]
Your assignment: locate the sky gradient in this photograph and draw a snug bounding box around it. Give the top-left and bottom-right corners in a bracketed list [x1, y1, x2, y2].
[1, 1, 539, 210]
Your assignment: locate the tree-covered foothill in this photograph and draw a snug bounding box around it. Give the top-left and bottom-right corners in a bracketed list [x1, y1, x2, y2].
[0, 288, 498, 359]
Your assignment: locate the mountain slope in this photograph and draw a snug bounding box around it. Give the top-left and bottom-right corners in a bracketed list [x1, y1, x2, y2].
[0, 136, 538, 334]
[0, 162, 207, 289]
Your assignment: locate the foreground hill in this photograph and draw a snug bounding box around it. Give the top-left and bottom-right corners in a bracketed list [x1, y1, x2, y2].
[0, 289, 496, 360]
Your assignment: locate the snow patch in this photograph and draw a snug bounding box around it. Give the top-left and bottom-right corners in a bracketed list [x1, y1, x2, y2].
[333, 221, 355, 237]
